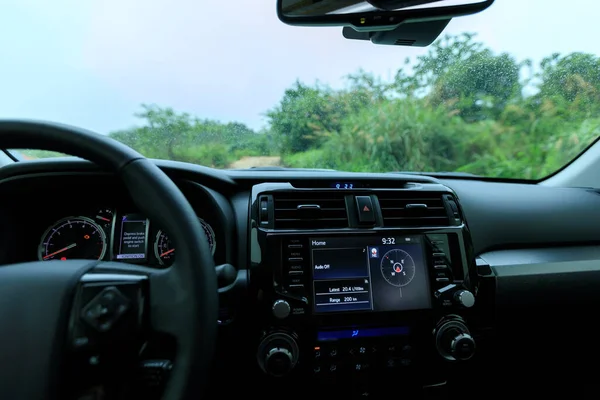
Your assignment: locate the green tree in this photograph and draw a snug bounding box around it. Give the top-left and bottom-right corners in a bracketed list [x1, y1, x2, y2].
[100, 33, 600, 181]
[431, 51, 522, 121]
[267, 81, 340, 153]
[109, 104, 259, 167]
[404, 32, 484, 94]
[537, 52, 600, 117]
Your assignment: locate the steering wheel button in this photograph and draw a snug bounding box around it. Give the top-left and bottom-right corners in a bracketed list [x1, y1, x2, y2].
[102, 291, 115, 301]
[81, 286, 131, 331]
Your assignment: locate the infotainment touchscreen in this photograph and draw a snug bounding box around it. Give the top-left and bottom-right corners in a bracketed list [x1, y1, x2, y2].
[310, 235, 431, 313]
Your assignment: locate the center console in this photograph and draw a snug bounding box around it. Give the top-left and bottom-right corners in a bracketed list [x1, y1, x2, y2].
[249, 182, 479, 398]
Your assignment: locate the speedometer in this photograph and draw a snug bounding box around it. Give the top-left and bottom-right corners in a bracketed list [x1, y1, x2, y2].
[39, 216, 107, 261]
[154, 218, 216, 267]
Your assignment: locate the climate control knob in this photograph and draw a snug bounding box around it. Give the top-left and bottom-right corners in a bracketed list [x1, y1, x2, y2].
[435, 318, 476, 361]
[265, 347, 294, 376]
[257, 332, 299, 377]
[450, 333, 476, 361]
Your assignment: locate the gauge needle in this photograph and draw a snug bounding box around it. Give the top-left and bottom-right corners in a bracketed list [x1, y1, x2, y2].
[160, 248, 175, 257]
[43, 243, 77, 259]
[96, 215, 111, 222]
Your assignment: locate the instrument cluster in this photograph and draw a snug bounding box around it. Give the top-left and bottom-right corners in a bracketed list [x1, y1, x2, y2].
[38, 207, 217, 268]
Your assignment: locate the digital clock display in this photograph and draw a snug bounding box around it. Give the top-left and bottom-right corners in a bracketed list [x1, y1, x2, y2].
[332, 182, 357, 189]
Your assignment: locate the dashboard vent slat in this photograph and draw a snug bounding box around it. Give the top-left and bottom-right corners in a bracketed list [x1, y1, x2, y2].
[378, 192, 451, 227]
[273, 193, 349, 229]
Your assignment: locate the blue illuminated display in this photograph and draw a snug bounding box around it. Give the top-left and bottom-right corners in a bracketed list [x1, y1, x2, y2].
[317, 326, 410, 341]
[332, 182, 355, 189]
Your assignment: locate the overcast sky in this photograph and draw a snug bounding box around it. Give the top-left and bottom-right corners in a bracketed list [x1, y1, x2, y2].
[0, 0, 598, 134]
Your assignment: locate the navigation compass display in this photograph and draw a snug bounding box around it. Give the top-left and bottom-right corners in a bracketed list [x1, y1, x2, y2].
[380, 248, 416, 287]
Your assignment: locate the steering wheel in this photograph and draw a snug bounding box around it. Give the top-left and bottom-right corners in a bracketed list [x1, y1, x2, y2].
[0, 121, 218, 399]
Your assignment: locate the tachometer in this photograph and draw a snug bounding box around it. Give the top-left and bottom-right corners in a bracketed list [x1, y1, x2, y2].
[154, 218, 216, 267]
[39, 217, 107, 261]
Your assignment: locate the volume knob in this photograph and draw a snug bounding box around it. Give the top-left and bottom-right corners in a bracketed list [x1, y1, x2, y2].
[454, 290, 475, 308]
[272, 299, 291, 319]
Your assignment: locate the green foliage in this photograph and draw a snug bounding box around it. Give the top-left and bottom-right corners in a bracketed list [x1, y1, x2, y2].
[108, 104, 261, 166]
[92, 33, 600, 179]
[539, 53, 600, 102]
[311, 99, 466, 172]
[17, 149, 65, 159]
[267, 81, 344, 153]
[431, 51, 521, 121]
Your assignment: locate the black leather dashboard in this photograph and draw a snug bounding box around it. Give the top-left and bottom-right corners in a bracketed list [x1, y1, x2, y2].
[3, 158, 600, 396]
[442, 178, 600, 254]
[3, 159, 600, 258]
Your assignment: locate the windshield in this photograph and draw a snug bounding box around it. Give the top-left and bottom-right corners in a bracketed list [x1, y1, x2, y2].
[3, 0, 599, 179]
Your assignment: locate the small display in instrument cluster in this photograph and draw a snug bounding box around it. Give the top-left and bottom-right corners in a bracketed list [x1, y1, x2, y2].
[115, 213, 149, 261]
[95, 208, 114, 229]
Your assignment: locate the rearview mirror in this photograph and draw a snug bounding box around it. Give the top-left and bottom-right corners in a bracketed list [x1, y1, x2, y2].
[277, 0, 494, 30]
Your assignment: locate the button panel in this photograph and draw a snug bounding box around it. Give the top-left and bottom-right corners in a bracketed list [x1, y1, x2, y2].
[281, 238, 309, 293]
[426, 234, 456, 289]
[312, 338, 415, 379]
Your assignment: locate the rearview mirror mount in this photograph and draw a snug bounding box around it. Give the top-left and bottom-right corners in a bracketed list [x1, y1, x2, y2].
[342, 18, 451, 46]
[277, 0, 494, 31]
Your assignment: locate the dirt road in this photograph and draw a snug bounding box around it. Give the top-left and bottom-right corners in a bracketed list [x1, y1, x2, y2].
[229, 156, 281, 169]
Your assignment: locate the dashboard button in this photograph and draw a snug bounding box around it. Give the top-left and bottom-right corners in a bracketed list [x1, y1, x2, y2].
[401, 345, 413, 355]
[386, 344, 399, 354]
[355, 196, 375, 224]
[289, 276, 304, 285]
[436, 277, 450, 283]
[329, 347, 339, 357]
[352, 361, 370, 372]
[313, 364, 323, 375]
[349, 345, 369, 356]
[287, 250, 303, 258]
[313, 347, 322, 359]
[435, 271, 449, 279]
[434, 264, 448, 269]
[385, 357, 399, 369]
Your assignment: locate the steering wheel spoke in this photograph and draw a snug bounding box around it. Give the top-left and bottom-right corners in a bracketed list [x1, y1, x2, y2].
[0, 121, 218, 400]
[85, 261, 195, 337]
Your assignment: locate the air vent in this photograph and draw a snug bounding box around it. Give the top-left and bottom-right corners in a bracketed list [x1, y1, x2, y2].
[378, 192, 451, 227]
[273, 192, 349, 229]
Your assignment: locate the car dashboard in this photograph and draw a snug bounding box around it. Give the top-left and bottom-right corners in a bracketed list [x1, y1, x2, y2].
[2, 158, 600, 398]
[0, 174, 232, 269]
